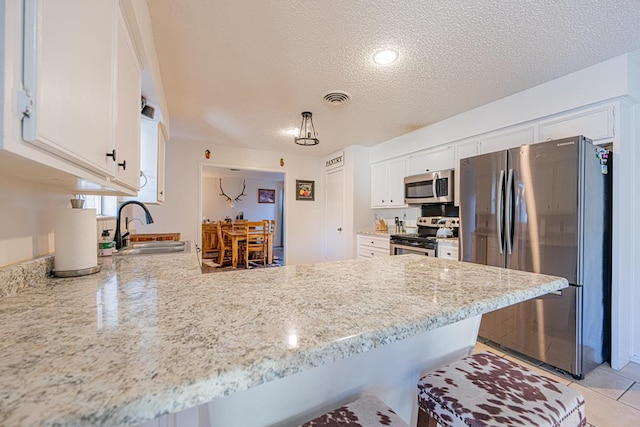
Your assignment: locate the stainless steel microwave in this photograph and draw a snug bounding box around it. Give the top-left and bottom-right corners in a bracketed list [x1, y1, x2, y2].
[404, 169, 454, 204]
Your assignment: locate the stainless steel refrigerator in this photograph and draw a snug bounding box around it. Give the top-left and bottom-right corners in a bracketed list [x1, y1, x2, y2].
[459, 135, 609, 379]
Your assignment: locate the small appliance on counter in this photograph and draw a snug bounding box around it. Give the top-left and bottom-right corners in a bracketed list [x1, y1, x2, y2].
[389, 216, 459, 257]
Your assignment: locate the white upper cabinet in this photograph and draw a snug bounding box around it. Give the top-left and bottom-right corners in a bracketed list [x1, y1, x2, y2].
[479, 126, 535, 155]
[156, 123, 166, 203]
[371, 162, 389, 208]
[125, 118, 166, 204]
[405, 146, 455, 177]
[22, 0, 116, 176]
[387, 158, 406, 207]
[111, 7, 142, 190]
[538, 105, 615, 144]
[2, 0, 148, 195]
[371, 158, 407, 208]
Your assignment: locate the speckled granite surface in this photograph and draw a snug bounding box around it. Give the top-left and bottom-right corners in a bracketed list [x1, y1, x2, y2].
[356, 231, 392, 236]
[0, 252, 567, 427]
[0, 255, 53, 299]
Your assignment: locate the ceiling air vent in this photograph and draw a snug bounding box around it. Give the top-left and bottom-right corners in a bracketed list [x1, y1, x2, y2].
[322, 90, 351, 106]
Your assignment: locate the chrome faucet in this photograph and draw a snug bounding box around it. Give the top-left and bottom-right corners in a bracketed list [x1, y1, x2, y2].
[114, 201, 154, 249]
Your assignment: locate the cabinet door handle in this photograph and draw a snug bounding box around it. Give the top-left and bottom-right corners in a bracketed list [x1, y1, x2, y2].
[337, 227, 342, 232]
[106, 149, 116, 161]
[159, 191, 164, 195]
[118, 159, 127, 170]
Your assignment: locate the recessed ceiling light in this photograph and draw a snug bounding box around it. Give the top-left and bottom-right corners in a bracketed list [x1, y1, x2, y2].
[284, 128, 299, 136]
[373, 49, 398, 65]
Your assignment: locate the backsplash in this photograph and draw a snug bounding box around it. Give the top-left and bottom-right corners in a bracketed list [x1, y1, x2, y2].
[0, 255, 53, 299]
[96, 217, 117, 241]
[372, 206, 420, 231]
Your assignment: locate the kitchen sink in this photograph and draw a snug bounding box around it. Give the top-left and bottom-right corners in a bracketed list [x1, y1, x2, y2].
[114, 241, 190, 256]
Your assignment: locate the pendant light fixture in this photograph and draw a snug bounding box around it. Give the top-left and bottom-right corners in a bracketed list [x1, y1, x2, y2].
[294, 111, 319, 146]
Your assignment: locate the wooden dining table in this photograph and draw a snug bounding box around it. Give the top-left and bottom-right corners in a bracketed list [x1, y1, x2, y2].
[223, 223, 274, 268]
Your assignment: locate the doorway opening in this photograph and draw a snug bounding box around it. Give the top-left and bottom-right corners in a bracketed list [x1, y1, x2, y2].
[198, 165, 285, 269]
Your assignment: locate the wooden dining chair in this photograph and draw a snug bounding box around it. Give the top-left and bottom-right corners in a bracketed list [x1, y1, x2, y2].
[243, 220, 268, 268]
[232, 219, 247, 230]
[267, 220, 276, 264]
[216, 222, 234, 266]
[201, 222, 218, 259]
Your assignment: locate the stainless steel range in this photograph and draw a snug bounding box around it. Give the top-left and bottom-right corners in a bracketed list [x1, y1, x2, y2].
[390, 216, 459, 256]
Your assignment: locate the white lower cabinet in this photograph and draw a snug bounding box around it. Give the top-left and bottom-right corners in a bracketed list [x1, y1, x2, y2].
[436, 239, 459, 260]
[357, 234, 390, 259]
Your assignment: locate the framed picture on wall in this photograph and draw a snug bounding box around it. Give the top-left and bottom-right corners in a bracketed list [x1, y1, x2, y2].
[295, 180, 314, 201]
[258, 188, 276, 203]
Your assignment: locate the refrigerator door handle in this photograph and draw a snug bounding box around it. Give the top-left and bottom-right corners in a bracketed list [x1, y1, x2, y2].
[497, 169, 505, 254]
[505, 168, 514, 255]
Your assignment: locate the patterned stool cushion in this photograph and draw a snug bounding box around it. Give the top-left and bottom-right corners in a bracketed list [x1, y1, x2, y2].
[417, 352, 586, 426]
[300, 395, 409, 427]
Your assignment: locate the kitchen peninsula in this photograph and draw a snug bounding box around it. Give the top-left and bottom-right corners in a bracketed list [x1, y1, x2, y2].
[0, 248, 567, 427]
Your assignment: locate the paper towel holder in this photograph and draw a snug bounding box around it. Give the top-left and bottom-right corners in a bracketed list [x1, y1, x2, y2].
[70, 198, 85, 209]
[52, 198, 101, 278]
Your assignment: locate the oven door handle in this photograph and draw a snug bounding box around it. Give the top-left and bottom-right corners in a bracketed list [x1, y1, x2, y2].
[390, 243, 436, 256]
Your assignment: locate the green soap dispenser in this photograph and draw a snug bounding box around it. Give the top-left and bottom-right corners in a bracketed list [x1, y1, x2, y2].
[98, 229, 115, 256]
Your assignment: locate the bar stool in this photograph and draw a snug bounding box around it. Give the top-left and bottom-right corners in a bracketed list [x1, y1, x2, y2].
[417, 352, 586, 426]
[299, 395, 408, 427]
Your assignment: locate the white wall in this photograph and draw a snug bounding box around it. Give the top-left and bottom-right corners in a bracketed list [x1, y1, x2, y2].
[629, 103, 640, 362]
[136, 139, 324, 265]
[0, 175, 70, 267]
[343, 145, 373, 258]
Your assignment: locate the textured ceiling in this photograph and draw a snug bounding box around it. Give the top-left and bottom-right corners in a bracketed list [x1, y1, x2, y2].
[147, 0, 640, 157]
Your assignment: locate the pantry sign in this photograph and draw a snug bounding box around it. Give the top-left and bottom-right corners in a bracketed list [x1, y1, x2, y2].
[325, 151, 344, 171]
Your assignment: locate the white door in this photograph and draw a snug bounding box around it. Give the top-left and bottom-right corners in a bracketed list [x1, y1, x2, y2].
[325, 169, 345, 261]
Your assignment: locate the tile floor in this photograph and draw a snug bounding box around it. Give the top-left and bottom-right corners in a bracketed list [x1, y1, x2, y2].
[473, 342, 640, 426]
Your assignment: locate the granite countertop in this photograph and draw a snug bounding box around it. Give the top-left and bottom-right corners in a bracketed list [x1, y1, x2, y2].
[0, 251, 567, 427]
[356, 230, 392, 236]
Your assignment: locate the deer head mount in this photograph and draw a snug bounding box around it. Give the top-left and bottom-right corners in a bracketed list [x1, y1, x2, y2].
[219, 179, 246, 208]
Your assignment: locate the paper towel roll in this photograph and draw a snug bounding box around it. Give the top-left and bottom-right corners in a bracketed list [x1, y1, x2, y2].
[54, 208, 97, 272]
